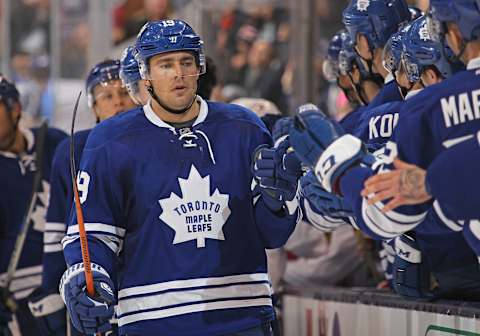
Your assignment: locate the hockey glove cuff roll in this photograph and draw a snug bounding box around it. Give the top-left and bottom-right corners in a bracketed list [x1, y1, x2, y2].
[59, 262, 115, 335]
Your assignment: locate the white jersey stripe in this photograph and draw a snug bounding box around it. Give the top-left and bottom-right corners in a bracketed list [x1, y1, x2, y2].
[67, 223, 126, 237]
[119, 273, 270, 299]
[117, 297, 272, 327]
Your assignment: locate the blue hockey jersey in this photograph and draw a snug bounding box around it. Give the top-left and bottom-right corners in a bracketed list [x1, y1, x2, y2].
[0, 126, 66, 334]
[42, 129, 90, 292]
[426, 130, 480, 219]
[63, 97, 298, 335]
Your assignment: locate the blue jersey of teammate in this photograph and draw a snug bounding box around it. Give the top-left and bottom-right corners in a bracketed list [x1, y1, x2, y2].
[42, 129, 90, 292]
[0, 126, 66, 333]
[426, 130, 480, 219]
[62, 98, 298, 335]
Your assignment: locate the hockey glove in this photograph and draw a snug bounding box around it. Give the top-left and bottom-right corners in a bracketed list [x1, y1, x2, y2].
[27, 288, 68, 336]
[289, 104, 373, 193]
[300, 171, 354, 218]
[59, 263, 115, 335]
[253, 138, 302, 213]
[393, 234, 432, 298]
[272, 117, 293, 146]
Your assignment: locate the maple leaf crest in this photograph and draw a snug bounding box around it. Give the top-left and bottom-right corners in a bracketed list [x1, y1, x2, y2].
[158, 165, 231, 248]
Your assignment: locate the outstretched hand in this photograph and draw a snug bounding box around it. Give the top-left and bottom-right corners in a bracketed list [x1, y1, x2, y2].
[361, 158, 432, 212]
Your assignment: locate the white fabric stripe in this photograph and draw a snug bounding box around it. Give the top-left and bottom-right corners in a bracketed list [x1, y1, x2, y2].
[61, 233, 122, 255]
[44, 244, 63, 253]
[13, 287, 36, 300]
[468, 222, 480, 242]
[67, 223, 126, 237]
[361, 198, 425, 238]
[117, 297, 272, 327]
[0, 265, 42, 278]
[118, 281, 271, 317]
[119, 273, 270, 299]
[28, 293, 65, 316]
[433, 201, 464, 232]
[0, 274, 41, 292]
[44, 231, 65, 244]
[443, 134, 474, 148]
[45, 222, 66, 231]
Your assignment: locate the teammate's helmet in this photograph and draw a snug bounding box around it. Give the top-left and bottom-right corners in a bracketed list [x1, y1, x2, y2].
[323, 30, 346, 82]
[86, 59, 122, 108]
[409, 6, 423, 20]
[343, 0, 411, 49]
[401, 16, 454, 82]
[134, 19, 206, 80]
[428, 0, 480, 42]
[0, 75, 20, 111]
[338, 32, 369, 77]
[383, 25, 407, 74]
[120, 46, 142, 86]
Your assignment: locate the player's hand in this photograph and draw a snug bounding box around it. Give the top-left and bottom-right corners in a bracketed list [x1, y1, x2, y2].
[393, 233, 432, 298]
[28, 288, 68, 336]
[59, 263, 115, 335]
[361, 158, 432, 212]
[289, 103, 372, 193]
[300, 171, 354, 218]
[253, 138, 303, 213]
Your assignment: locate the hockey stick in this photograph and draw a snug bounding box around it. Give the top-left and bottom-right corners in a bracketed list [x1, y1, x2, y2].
[0, 121, 49, 336]
[69, 92, 101, 336]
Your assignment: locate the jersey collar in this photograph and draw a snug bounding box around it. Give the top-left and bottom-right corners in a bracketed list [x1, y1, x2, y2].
[143, 96, 208, 130]
[467, 57, 480, 70]
[0, 126, 34, 159]
[384, 73, 394, 84]
[404, 89, 423, 100]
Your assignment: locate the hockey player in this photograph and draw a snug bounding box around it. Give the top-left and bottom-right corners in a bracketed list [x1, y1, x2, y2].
[343, 0, 411, 108]
[27, 59, 135, 336]
[362, 0, 480, 225]
[120, 46, 150, 106]
[289, 8, 480, 299]
[60, 19, 299, 336]
[0, 76, 67, 335]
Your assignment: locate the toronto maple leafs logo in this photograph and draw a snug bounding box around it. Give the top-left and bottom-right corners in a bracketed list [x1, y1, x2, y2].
[357, 0, 370, 12]
[158, 165, 231, 248]
[419, 22, 431, 41]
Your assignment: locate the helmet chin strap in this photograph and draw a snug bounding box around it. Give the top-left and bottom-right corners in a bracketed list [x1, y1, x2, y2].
[147, 84, 197, 115]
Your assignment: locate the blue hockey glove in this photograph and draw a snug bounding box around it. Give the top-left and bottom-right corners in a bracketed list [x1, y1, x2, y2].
[272, 117, 293, 145]
[59, 263, 115, 335]
[289, 104, 373, 193]
[393, 234, 432, 298]
[28, 288, 68, 336]
[253, 138, 303, 213]
[300, 171, 354, 219]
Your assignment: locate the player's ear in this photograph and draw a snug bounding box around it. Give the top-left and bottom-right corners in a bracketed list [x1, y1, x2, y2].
[421, 68, 439, 86]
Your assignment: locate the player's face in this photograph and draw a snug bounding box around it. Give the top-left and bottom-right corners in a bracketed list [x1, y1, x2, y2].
[338, 74, 359, 102]
[147, 51, 199, 110]
[445, 23, 462, 57]
[0, 102, 19, 151]
[92, 79, 135, 122]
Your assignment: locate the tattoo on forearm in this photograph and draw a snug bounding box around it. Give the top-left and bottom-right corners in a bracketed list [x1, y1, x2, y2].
[399, 168, 426, 199]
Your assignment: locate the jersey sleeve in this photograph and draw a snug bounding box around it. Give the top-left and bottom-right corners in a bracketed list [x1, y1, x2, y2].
[249, 123, 299, 249]
[426, 131, 480, 219]
[42, 138, 70, 291]
[62, 136, 127, 277]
